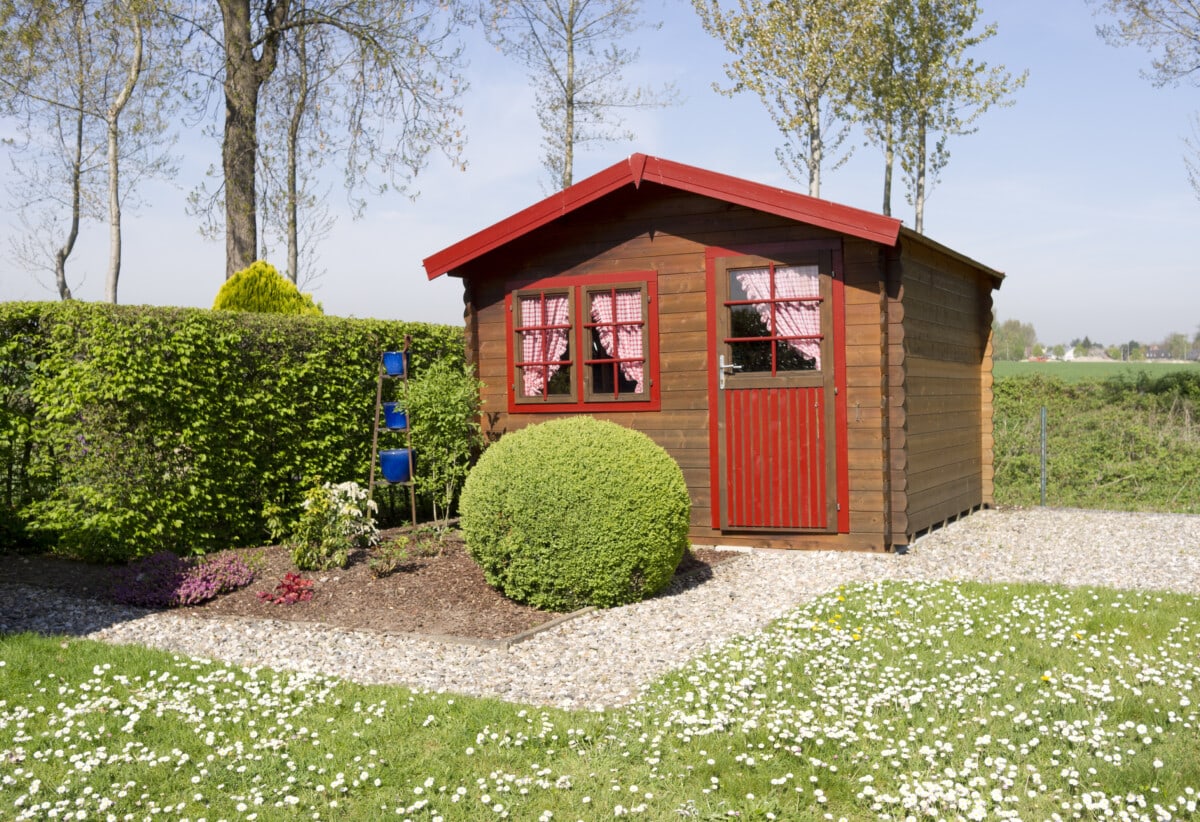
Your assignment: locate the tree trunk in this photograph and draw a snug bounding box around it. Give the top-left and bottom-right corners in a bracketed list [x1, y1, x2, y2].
[806, 95, 821, 198]
[55, 41, 87, 302]
[882, 118, 894, 217]
[105, 10, 143, 304]
[219, 0, 287, 278]
[105, 116, 123, 304]
[561, 0, 576, 190]
[914, 112, 927, 234]
[285, 25, 309, 283]
[286, 111, 300, 282]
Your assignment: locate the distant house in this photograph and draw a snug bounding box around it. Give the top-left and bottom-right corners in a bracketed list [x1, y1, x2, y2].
[423, 154, 1004, 551]
[1145, 345, 1170, 360]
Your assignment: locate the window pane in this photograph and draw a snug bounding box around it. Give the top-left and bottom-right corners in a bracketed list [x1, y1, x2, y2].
[728, 267, 768, 302]
[775, 340, 817, 372]
[730, 341, 774, 373]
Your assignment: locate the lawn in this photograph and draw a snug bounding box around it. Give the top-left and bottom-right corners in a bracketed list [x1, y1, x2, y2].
[993, 360, 1198, 382]
[3, 580, 1198, 820]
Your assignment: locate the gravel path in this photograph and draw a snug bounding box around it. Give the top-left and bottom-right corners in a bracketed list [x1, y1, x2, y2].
[3, 508, 1198, 709]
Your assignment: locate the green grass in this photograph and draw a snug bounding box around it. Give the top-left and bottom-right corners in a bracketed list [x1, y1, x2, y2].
[993, 360, 1199, 381]
[4, 581, 1199, 820]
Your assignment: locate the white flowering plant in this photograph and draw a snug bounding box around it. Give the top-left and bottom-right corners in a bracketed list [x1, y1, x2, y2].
[267, 479, 380, 571]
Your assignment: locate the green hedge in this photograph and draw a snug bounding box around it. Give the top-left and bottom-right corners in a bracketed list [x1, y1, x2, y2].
[0, 301, 464, 561]
[993, 372, 1200, 512]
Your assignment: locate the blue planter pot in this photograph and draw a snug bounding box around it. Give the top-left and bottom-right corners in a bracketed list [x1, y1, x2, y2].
[382, 351, 407, 377]
[379, 448, 413, 483]
[382, 403, 408, 431]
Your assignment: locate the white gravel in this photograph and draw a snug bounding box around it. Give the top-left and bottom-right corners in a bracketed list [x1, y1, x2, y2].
[3, 507, 1198, 709]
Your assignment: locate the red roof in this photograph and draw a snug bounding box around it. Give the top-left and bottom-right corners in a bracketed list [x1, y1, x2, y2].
[422, 153, 905, 280]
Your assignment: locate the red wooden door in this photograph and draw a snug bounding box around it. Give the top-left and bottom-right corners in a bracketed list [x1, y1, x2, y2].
[710, 251, 842, 532]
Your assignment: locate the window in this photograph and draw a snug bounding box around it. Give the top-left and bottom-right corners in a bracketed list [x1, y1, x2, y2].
[509, 272, 658, 412]
[726, 263, 822, 374]
[584, 286, 647, 400]
[514, 290, 574, 401]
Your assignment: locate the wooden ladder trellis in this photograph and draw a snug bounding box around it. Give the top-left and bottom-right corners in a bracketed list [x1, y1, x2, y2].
[368, 335, 417, 525]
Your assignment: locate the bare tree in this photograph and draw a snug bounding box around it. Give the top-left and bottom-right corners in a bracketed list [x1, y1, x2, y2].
[1186, 113, 1200, 199]
[693, 0, 868, 198]
[484, 0, 676, 191]
[256, 13, 340, 284]
[187, 0, 468, 278]
[1093, 0, 1200, 87]
[1094, 0, 1200, 201]
[3, 1, 103, 299]
[1, 0, 177, 302]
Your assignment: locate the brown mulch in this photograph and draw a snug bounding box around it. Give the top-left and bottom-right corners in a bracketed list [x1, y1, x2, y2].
[0, 529, 741, 641]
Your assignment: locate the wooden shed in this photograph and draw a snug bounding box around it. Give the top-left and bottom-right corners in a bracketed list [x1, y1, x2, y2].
[423, 154, 1003, 551]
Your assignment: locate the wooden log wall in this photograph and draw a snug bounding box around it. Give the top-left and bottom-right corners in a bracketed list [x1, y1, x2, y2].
[895, 240, 995, 537]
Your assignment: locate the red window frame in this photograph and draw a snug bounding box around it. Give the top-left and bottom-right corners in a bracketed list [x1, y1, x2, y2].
[506, 271, 660, 414]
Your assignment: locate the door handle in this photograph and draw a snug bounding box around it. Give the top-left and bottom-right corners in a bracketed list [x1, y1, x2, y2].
[718, 354, 743, 388]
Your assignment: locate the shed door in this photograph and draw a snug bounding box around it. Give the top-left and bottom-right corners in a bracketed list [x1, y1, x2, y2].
[710, 252, 842, 531]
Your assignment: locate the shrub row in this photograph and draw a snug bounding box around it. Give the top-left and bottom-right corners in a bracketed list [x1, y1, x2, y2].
[993, 372, 1200, 512]
[0, 301, 465, 561]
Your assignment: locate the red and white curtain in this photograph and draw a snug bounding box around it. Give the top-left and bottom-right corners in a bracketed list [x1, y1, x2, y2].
[590, 289, 645, 393]
[519, 293, 570, 396]
[735, 265, 822, 369]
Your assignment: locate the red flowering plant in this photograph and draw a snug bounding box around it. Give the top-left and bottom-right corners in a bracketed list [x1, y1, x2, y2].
[257, 572, 314, 604]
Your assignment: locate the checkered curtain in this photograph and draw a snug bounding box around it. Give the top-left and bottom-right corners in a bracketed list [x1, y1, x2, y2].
[519, 293, 570, 396]
[590, 289, 645, 393]
[735, 265, 822, 369]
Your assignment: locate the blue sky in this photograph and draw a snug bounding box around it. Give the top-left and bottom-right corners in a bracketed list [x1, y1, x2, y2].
[2, 0, 1197, 347]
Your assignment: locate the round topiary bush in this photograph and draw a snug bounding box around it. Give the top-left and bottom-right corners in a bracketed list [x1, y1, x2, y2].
[459, 416, 691, 612]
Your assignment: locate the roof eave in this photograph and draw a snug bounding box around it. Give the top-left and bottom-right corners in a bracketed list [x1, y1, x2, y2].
[422, 154, 903, 279]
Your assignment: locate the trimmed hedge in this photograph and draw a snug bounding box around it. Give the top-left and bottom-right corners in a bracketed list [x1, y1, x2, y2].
[0, 301, 464, 561]
[459, 416, 691, 612]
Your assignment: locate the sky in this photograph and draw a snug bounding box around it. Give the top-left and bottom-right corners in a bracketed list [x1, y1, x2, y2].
[1, 0, 1198, 348]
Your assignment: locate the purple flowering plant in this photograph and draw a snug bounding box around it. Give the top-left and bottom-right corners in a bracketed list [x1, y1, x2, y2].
[111, 551, 257, 608]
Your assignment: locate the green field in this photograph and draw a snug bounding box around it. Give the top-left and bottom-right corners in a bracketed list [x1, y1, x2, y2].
[994, 360, 1198, 381]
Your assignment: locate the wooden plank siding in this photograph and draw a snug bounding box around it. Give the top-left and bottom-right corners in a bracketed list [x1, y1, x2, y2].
[841, 238, 889, 545]
[895, 239, 995, 538]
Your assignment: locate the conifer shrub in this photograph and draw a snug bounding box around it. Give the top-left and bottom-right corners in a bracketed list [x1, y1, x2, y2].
[213, 260, 323, 315]
[459, 417, 691, 611]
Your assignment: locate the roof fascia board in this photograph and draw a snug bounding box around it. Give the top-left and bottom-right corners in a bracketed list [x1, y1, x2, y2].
[423, 154, 903, 279]
[639, 156, 901, 246]
[422, 160, 636, 279]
